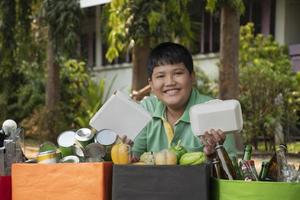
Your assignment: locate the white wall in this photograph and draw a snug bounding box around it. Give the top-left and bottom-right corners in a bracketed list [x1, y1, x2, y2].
[275, 0, 300, 45]
[92, 63, 133, 97]
[285, 0, 300, 45]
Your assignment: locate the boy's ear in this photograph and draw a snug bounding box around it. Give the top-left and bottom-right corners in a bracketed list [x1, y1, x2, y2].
[148, 78, 153, 90]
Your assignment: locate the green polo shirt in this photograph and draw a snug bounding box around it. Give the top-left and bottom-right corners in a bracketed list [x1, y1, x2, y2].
[132, 88, 237, 158]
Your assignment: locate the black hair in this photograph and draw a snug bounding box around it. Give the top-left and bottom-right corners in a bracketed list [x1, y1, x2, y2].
[147, 42, 194, 79]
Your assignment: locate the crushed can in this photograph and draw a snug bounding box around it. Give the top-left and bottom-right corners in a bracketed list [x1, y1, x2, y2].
[72, 144, 86, 162]
[85, 143, 106, 162]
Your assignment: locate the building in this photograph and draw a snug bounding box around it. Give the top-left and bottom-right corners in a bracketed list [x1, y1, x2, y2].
[79, 0, 300, 95]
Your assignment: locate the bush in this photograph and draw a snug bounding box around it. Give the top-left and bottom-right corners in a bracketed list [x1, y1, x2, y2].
[239, 23, 298, 150]
[21, 58, 112, 141]
[195, 68, 218, 98]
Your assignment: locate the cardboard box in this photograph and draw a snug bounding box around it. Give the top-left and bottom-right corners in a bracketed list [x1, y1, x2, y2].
[112, 164, 210, 200]
[12, 162, 112, 200]
[0, 176, 11, 200]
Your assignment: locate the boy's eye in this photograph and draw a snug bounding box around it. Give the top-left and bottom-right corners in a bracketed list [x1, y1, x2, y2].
[155, 74, 164, 79]
[175, 71, 184, 75]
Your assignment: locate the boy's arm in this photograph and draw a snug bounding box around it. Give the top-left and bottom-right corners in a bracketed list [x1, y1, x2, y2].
[223, 133, 238, 159]
[131, 127, 148, 159]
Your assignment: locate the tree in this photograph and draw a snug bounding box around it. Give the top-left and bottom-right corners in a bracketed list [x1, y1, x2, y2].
[0, 0, 33, 121]
[206, 0, 245, 150]
[39, 0, 82, 139]
[239, 23, 297, 150]
[104, 0, 194, 91]
[42, 0, 82, 110]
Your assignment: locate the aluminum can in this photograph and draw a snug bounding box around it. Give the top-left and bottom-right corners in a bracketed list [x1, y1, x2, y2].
[60, 155, 80, 163]
[94, 129, 118, 161]
[57, 130, 76, 158]
[85, 143, 106, 162]
[75, 128, 94, 148]
[37, 150, 57, 164]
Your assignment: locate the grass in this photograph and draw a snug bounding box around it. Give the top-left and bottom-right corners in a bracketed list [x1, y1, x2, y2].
[257, 141, 300, 153]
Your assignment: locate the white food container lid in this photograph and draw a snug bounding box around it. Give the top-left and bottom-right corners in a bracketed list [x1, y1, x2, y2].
[189, 99, 243, 135]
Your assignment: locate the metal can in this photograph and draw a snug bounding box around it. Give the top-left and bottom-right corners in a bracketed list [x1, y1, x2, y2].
[57, 130, 76, 158]
[75, 128, 94, 148]
[37, 150, 57, 164]
[85, 143, 106, 162]
[60, 155, 80, 163]
[72, 144, 86, 162]
[94, 129, 118, 161]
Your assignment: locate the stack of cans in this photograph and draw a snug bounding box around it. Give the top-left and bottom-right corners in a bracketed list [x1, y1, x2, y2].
[37, 128, 120, 164]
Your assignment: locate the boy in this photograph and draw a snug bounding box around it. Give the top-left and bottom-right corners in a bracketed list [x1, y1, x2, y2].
[131, 42, 237, 159]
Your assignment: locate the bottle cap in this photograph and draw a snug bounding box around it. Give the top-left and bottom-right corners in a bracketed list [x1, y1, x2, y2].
[279, 144, 287, 150]
[245, 145, 252, 151]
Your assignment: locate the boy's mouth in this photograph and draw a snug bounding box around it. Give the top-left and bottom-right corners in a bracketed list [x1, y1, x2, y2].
[164, 88, 180, 95]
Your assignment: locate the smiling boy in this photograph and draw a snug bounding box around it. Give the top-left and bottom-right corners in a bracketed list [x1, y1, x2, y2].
[132, 42, 237, 159]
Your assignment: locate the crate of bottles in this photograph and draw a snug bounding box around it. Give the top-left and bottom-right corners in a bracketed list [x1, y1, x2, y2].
[211, 178, 300, 200]
[211, 144, 300, 200]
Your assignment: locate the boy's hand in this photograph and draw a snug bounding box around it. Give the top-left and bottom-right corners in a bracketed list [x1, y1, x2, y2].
[119, 135, 140, 162]
[199, 129, 225, 156]
[120, 135, 134, 146]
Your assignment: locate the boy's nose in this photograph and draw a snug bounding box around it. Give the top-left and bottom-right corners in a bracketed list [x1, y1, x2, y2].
[165, 75, 176, 85]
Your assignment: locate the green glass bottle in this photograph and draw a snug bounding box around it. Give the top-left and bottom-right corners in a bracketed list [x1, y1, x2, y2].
[242, 145, 252, 161]
[259, 161, 269, 181]
[231, 156, 243, 180]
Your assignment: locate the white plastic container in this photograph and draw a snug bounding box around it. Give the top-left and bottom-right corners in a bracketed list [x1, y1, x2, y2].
[89, 90, 152, 140]
[189, 99, 243, 135]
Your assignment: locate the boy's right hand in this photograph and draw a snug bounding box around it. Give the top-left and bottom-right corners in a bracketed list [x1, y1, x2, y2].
[120, 135, 134, 146]
[199, 129, 225, 156]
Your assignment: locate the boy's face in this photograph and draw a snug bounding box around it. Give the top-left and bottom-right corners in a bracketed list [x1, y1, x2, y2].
[149, 63, 195, 110]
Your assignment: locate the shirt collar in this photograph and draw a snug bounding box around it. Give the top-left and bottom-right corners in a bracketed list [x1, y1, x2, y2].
[152, 88, 199, 123]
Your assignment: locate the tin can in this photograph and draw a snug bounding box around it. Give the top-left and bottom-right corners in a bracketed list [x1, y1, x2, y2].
[37, 150, 57, 164]
[60, 155, 80, 163]
[94, 129, 118, 161]
[57, 130, 76, 158]
[72, 144, 86, 162]
[75, 128, 94, 148]
[85, 143, 106, 162]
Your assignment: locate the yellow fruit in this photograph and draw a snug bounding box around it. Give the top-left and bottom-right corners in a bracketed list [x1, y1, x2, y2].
[111, 143, 131, 164]
[154, 149, 177, 165]
[132, 162, 146, 165]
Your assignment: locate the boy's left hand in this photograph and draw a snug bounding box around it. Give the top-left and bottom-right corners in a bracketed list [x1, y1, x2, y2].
[198, 129, 225, 156]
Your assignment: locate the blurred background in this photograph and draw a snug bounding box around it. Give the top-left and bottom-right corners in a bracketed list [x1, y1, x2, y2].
[0, 0, 299, 164]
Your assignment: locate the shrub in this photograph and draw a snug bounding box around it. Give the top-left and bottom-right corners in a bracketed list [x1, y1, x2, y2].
[239, 23, 298, 150]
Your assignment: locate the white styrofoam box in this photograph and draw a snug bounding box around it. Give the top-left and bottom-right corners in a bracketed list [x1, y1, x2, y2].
[89, 90, 152, 140]
[189, 99, 243, 135]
